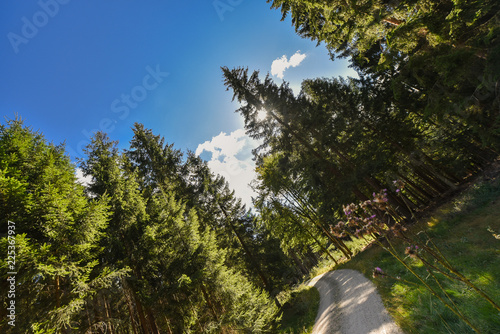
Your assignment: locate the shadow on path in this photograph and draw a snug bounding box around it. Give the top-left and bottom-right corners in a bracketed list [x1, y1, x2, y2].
[308, 269, 403, 334]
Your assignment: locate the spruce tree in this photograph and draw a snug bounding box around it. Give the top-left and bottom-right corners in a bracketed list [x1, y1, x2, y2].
[0, 119, 113, 332]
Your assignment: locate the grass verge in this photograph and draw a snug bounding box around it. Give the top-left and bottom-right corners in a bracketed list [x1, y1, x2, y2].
[277, 285, 320, 333]
[309, 236, 374, 279]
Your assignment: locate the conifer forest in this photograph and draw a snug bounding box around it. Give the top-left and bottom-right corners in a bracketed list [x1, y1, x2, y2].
[1, 0, 500, 333]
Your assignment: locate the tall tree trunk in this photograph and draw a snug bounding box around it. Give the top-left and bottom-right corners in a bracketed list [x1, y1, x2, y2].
[397, 172, 434, 203]
[124, 286, 139, 334]
[55, 275, 61, 309]
[164, 317, 174, 334]
[103, 294, 115, 334]
[55, 275, 69, 334]
[146, 307, 160, 334]
[133, 294, 150, 334]
[413, 166, 448, 194]
[364, 118, 461, 185]
[281, 187, 353, 258]
[305, 247, 320, 269]
[85, 300, 94, 333]
[289, 249, 309, 275]
[288, 213, 338, 265]
[125, 279, 150, 334]
[396, 177, 428, 207]
[219, 205, 272, 292]
[292, 202, 352, 259]
[201, 284, 219, 323]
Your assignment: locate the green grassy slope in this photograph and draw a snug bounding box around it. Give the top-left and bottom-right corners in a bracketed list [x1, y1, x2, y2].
[339, 175, 500, 333]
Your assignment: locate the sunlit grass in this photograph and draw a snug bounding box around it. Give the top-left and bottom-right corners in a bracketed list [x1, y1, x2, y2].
[308, 235, 374, 279]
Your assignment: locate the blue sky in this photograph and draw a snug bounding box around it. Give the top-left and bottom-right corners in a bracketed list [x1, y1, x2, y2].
[1, 0, 356, 207]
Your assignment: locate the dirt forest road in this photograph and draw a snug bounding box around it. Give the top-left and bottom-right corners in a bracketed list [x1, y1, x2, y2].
[308, 269, 404, 334]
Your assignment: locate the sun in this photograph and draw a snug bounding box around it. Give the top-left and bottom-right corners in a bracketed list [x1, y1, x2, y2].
[256, 109, 268, 122]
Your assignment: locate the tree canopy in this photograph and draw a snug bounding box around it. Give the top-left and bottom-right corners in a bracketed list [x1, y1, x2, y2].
[0, 119, 297, 333]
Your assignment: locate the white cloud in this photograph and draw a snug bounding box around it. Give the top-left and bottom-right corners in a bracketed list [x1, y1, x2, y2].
[196, 129, 261, 208]
[289, 52, 307, 67]
[75, 168, 93, 187]
[271, 51, 307, 79]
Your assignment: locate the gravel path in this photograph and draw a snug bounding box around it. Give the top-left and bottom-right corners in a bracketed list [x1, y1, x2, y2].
[307, 269, 403, 334]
